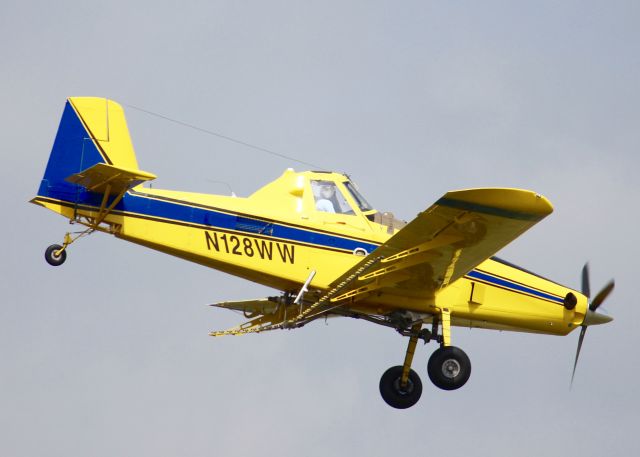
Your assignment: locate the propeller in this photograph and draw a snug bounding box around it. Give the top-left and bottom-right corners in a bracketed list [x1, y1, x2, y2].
[571, 263, 615, 386]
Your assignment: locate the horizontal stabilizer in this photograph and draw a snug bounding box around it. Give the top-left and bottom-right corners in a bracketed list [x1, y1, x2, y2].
[65, 163, 156, 195]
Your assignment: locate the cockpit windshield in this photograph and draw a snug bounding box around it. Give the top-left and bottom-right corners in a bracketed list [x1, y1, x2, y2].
[344, 181, 374, 212]
[311, 180, 354, 214]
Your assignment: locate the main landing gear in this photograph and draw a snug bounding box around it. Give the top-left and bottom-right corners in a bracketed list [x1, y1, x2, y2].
[427, 346, 471, 391]
[379, 308, 471, 409]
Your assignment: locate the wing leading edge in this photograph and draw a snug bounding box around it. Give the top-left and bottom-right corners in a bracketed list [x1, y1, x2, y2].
[322, 188, 553, 307]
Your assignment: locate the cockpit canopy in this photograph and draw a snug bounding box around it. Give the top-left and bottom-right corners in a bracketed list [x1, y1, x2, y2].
[250, 169, 376, 216]
[310, 179, 373, 215]
[308, 172, 376, 217]
[247, 169, 406, 234]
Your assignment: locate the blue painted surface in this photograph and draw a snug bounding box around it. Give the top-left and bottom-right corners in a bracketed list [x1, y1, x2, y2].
[37, 101, 106, 201]
[121, 192, 380, 252]
[466, 269, 563, 304]
[437, 196, 542, 221]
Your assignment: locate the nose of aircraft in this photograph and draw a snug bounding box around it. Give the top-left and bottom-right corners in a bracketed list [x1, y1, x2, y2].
[582, 309, 613, 326]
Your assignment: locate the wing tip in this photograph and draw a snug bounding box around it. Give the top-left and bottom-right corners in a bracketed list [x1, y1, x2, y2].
[439, 188, 553, 220]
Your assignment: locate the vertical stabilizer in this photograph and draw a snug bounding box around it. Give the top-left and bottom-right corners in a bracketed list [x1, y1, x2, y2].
[36, 97, 140, 202]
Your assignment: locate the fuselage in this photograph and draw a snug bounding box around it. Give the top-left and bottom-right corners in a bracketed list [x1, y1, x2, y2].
[32, 168, 588, 337]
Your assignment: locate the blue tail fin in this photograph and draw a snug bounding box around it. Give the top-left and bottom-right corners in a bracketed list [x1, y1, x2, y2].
[36, 97, 141, 203]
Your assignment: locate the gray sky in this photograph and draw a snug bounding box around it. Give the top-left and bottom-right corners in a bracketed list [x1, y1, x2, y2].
[2, 1, 639, 455]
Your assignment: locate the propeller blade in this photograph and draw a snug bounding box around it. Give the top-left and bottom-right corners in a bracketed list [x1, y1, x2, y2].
[571, 326, 588, 387]
[571, 265, 614, 387]
[590, 280, 615, 311]
[581, 263, 591, 298]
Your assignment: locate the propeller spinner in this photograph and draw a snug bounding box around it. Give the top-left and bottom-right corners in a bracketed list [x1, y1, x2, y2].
[571, 263, 614, 386]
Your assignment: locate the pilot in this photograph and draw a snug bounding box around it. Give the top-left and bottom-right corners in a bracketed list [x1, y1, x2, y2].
[315, 184, 336, 213]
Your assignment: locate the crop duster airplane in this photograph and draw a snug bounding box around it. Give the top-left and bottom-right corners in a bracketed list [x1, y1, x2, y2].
[32, 97, 614, 408]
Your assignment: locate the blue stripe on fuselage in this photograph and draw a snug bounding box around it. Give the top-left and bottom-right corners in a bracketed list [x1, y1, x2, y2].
[60, 190, 380, 253]
[466, 269, 563, 304]
[127, 192, 380, 252]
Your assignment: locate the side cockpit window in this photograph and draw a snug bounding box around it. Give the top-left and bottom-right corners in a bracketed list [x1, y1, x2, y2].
[344, 181, 373, 212]
[311, 180, 354, 214]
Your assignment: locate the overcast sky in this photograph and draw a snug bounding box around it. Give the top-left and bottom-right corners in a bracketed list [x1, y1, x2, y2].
[2, 1, 639, 456]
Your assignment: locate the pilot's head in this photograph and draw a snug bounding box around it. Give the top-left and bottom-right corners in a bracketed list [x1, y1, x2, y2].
[320, 184, 335, 200]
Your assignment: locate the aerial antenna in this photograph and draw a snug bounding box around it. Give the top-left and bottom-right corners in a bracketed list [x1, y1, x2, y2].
[206, 179, 237, 197]
[124, 103, 327, 171]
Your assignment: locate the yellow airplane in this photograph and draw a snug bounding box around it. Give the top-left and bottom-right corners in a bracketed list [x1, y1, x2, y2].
[32, 97, 614, 408]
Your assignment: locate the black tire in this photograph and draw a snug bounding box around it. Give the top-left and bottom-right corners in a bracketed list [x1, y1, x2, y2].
[45, 244, 67, 266]
[379, 365, 422, 409]
[427, 346, 471, 391]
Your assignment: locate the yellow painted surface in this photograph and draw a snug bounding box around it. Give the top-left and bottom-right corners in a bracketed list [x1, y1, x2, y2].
[66, 163, 156, 194]
[33, 97, 589, 340]
[434, 259, 586, 336]
[69, 97, 140, 169]
[33, 175, 584, 338]
[443, 187, 553, 217]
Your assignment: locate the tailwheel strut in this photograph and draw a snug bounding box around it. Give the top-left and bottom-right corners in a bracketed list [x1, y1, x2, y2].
[379, 323, 423, 409]
[44, 228, 93, 267]
[44, 232, 75, 266]
[44, 186, 127, 267]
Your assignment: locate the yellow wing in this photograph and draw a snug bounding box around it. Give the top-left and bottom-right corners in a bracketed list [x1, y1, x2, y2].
[321, 188, 554, 306]
[209, 188, 554, 335]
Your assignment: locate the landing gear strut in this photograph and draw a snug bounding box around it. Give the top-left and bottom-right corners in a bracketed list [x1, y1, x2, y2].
[42, 185, 127, 268]
[44, 232, 75, 267]
[380, 322, 423, 409]
[379, 308, 472, 408]
[43, 230, 93, 267]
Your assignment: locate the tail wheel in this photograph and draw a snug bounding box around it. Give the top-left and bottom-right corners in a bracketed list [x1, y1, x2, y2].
[379, 365, 422, 409]
[427, 346, 471, 391]
[44, 244, 67, 266]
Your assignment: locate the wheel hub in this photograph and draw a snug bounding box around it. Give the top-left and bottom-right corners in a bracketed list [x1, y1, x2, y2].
[442, 358, 461, 378]
[393, 377, 414, 395]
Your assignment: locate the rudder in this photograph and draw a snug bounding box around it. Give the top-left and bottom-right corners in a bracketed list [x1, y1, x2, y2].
[36, 97, 141, 202]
